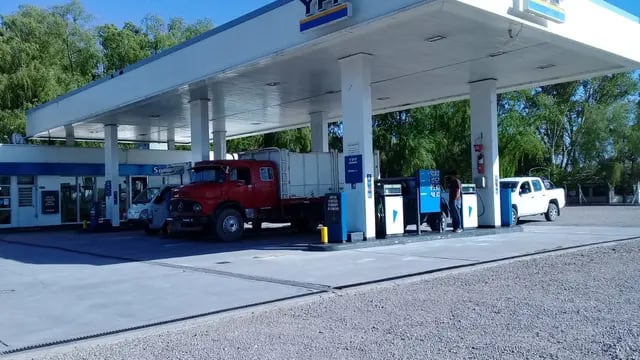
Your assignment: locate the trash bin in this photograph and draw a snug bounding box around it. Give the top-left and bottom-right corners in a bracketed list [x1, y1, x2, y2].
[500, 188, 513, 226]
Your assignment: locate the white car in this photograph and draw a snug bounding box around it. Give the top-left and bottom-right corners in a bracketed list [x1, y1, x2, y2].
[500, 177, 566, 225]
[145, 184, 180, 235]
[126, 187, 160, 225]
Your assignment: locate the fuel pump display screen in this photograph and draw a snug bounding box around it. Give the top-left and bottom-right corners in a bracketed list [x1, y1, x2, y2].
[418, 170, 441, 213]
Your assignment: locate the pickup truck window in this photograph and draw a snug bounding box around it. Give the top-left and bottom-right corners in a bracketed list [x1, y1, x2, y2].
[500, 181, 519, 191]
[520, 182, 532, 195]
[532, 180, 543, 192]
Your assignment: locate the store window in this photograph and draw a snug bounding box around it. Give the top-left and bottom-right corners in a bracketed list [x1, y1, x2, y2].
[0, 176, 10, 225]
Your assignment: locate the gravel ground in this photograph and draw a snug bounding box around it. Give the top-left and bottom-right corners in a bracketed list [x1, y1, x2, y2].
[14, 239, 640, 360]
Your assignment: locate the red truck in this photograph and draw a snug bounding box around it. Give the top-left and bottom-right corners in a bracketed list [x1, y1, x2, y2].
[167, 149, 379, 241]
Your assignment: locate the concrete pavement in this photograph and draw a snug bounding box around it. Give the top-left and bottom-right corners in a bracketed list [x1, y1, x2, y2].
[1, 206, 639, 354]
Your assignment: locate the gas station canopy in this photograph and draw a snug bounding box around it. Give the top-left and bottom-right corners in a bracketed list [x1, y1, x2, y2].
[27, 0, 640, 144]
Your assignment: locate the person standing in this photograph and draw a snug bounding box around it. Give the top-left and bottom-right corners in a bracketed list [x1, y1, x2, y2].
[447, 173, 463, 233]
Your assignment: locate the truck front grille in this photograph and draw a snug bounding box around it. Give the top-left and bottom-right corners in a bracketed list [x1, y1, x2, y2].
[170, 199, 197, 213]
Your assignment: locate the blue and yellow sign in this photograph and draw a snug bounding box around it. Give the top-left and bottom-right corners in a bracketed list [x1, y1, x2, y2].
[525, 0, 566, 23]
[299, 0, 352, 32]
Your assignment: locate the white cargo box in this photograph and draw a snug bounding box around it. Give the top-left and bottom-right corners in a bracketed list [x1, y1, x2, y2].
[238, 148, 380, 200]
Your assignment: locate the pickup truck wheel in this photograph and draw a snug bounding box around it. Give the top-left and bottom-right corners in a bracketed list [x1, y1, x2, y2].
[439, 213, 447, 233]
[545, 203, 559, 222]
[214, 208, 244, 242]
[511, 207, 519, 226]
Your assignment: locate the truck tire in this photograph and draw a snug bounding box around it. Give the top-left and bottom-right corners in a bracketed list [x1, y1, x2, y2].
[545, 202, 559, 222]
[214, 208, 244, 242]
[512, 206, 519, 226]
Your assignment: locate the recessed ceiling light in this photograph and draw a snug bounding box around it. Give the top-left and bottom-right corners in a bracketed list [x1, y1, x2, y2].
[138, 133, 148, 137]
[489, 51, 507, 58]
[537, 64, 556, 70]
[324, 90, 339, 95]
[250, 122, 262, 125]
[149, 114, 161, 119]
[425, 35, 446, 43]
[265, 82, 280, 87]
[377, 96, 391, 101]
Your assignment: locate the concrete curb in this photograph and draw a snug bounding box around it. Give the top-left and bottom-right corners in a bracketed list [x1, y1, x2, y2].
[307, 226, 524, 251]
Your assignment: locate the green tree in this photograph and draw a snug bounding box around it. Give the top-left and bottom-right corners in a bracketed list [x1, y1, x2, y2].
[263, 128, 311, 153]
[373, 110, 436, 178]
[97, 22, 150, 74]
[0, 2, 98, 142]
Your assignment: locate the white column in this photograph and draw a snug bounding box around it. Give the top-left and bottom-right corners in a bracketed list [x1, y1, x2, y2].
[339, 53, 376, 240]
[167, 127, 176, 151]
[470, 79, 501, 227]
[212, 95, 227, 160]
[310, 112, 329, 153]
[64, 125, 74, 146]
[104, 124, 120, 227]
[190, 99, 210, 162]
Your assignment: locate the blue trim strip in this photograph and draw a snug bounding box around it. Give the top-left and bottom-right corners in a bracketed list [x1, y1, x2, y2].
[0, 163, 169, 176]
[300, 6, 350, 32]
[528, 1, 566, 23]
[589, 0, 640, 23]
[27, 0, 296, 115]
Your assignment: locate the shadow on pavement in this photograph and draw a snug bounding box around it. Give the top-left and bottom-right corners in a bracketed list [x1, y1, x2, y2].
[0, 225, 317, 267]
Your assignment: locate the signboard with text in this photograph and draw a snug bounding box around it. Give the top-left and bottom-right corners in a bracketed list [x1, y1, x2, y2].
[41, 190, 59, 214]
[299, 0, 352, 32]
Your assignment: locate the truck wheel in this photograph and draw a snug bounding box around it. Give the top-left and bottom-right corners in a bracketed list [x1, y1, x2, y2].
[545, 203, 558, 222]
[214, 208, 244, 242]
[512, 207, 519, 226]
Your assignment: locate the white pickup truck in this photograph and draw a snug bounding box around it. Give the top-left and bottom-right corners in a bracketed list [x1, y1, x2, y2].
[500, 177, 566, 225]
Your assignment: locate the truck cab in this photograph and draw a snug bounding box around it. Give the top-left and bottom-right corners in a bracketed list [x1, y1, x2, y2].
[168, 160, 280, 241]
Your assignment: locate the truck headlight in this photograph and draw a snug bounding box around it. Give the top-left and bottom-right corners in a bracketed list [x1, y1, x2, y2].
[193, 203, 202, 213]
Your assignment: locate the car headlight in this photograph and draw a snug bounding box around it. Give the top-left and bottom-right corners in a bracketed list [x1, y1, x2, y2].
[140, 209, 149, 219]
[193, 203, 202, 213]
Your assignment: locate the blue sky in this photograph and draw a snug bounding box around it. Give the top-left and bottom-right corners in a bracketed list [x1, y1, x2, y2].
[0, 0, 274, 27]
[1, 0, 639, 27]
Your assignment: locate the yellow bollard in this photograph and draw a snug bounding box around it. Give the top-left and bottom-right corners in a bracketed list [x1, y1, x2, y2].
[320, 226, 328, 245]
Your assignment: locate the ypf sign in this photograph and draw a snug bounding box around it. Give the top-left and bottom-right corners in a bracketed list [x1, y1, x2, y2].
[524, 0, 565, 23]
[298, 0, 352, 32]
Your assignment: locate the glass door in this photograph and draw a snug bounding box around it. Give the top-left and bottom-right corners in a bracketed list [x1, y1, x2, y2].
[60, 177, 79, 223]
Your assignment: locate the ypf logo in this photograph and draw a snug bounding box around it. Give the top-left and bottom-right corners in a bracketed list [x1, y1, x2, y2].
[298, 0, 352, 32]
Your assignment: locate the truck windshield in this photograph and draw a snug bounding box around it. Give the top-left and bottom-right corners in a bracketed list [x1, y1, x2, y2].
[191, 167, 226, 184]
[500, 181, 519, 192]
[132, 187, 160, 204]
